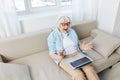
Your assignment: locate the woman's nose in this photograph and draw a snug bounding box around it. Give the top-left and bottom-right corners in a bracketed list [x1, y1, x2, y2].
[64, 25, 69, 28]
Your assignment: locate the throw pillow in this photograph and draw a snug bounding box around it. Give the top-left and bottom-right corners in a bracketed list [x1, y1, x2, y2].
[0, 62, 31, 80]
[92, 33, 120, 58]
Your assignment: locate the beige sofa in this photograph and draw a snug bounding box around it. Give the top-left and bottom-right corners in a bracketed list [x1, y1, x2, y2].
[0, 20, 120, 80]
[100, 62, 120, 80]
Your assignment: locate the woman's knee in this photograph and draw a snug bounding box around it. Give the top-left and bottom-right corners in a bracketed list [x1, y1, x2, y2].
[74, 70, 84, 76]
[72, 69, 86, 79]
[82, 65, 95, 72]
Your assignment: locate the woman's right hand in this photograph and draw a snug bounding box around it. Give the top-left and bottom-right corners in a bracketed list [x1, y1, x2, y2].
[50, 48, 64, 61]
[56, 55, 63, 61]
[58, 48, 64, 56]
[57, 49, 64, 60]
[50, 54, 63, 61]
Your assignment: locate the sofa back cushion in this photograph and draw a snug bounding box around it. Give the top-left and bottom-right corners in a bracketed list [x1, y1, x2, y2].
[90, 29, 107, 38]
[72, 20, 96, 39]
[0, 29, 51, 61]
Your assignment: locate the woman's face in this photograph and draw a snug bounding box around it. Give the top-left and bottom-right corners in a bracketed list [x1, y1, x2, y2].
[59, 18, 70, 33]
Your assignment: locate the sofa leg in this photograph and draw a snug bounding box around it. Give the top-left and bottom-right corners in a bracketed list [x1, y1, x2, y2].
[109, 66, 112, 69]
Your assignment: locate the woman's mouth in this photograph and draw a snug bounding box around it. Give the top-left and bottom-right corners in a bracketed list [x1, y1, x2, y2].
[63, 29, 68, 31]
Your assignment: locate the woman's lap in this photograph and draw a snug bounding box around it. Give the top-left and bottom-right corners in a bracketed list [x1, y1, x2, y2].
[60, 59, 99, 80]
[59, 59, 85, 77]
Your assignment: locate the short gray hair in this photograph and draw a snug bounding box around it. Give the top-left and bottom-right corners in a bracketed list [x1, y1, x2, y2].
[57, 16, 71, 28]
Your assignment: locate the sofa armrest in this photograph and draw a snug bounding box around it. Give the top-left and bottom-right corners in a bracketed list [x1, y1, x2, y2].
[0, 56, 3, 62]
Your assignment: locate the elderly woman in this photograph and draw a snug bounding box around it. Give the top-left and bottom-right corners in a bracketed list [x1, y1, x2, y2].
[47, 16, 100, 80]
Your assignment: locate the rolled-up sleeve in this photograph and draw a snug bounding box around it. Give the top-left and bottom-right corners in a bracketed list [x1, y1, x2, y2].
[47, 33, 56, 55]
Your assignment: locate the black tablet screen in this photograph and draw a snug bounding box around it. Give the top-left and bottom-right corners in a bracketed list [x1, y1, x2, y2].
[70, 57, 91, 67]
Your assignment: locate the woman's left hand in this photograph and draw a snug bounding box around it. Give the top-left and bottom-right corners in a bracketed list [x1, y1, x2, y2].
[80, 41, 93, 51]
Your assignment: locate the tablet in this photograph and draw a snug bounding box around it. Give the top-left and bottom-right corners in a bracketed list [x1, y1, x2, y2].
[70, 57, 92, 68]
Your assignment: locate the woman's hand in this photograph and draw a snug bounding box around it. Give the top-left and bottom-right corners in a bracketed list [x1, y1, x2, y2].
[50, 54, 63, 61]
[58, 48, 64, 56]
[80, 41, 93, 51]
[50, 49, 64, 61]
[56, 55, 63, 61]
[57, 48, 64, 60]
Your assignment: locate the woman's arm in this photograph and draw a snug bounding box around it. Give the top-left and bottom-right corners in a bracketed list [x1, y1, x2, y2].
[50, 49, 64, 61]
[50, 54, 63, 61]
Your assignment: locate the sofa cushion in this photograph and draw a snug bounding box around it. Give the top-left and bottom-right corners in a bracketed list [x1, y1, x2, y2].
[72, 20, 96, 39]
[116, 47, 120, 55]
[92, 33, 120, 58]
[0, 56, 2, 62]
[101, 62, 120, 80]
[90, 29, 106, 38]
[0, 62, 31, 80]
[87, 49, 103, 61]
[10, 51, 71, 80]
[92, 52, 120, 72]
[80, 36, 94, 43]
[0, 29, 50, 61]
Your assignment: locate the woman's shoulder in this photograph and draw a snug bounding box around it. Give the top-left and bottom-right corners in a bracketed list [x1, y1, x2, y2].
[50, 28, 58, 35]
[48, 28, 58, 38]
[69, 28, 76, 33]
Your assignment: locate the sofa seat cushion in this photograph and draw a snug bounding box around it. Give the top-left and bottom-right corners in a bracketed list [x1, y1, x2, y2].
[92, 52, 120, 72]
[0, 62, 31, 80]
[87, 49, 103, 61]
[10, 51, 71, 80]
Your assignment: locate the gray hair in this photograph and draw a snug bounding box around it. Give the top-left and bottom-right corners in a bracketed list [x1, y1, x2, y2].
[57, 16, 71, 28]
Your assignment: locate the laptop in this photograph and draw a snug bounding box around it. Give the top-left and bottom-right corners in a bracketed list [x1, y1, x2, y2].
[64, 52, 93, 69]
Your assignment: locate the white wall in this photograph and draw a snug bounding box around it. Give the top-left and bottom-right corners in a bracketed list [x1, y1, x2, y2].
[21, 15, 58, 33]
[97, 0, 120, 33]
[20, 0, 120, 34]
[72, 0, 83, 25]
[19, 10, 72, 33]
[72, 0, 98, 25]
[113, 1, 120, 37]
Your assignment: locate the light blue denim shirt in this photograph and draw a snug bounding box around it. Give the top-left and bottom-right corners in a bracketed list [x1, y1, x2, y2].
[47, 28, 81, 65]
